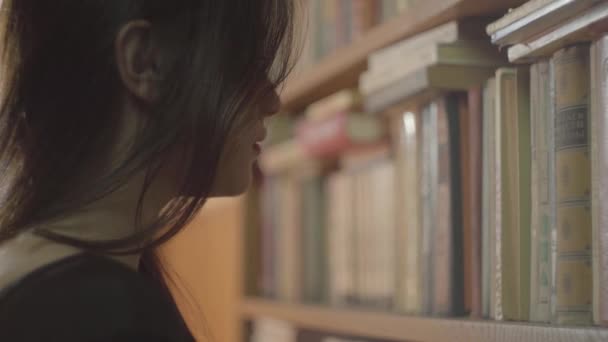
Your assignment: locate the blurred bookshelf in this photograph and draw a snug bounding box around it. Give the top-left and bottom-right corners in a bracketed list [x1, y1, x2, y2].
[280, 0, 526, 112]
[242, 297, 608, 342]
[185, 0, 608, 341]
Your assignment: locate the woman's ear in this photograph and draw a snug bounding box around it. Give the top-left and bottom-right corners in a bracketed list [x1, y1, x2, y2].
[115, 20, 163, 104]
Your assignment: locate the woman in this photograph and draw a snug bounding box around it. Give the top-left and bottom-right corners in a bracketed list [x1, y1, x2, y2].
[0, 0, 296, 340]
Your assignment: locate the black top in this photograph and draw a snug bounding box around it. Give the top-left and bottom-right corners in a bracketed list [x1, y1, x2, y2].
[0, 253, 195, 341]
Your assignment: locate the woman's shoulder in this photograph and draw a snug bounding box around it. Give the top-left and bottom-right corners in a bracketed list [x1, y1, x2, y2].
[0, 235, 194, 341]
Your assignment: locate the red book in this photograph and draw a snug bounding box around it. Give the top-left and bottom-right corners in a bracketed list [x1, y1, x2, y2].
[295, 112, 384, 159]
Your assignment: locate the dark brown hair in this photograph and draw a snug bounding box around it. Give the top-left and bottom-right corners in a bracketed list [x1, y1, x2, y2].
[0, 0, 297, 320]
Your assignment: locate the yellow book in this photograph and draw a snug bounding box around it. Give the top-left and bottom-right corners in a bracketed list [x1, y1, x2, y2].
[553, 43, 593, 325]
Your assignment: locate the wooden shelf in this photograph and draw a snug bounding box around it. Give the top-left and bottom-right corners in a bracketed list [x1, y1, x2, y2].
[280, 0, 526, 112]
[241, 298, 608, 342]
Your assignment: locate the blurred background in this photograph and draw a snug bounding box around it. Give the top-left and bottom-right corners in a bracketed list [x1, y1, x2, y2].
[160, 0, 608, 341]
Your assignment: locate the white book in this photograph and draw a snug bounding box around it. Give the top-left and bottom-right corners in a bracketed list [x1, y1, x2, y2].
[360, 41, 505, 96]
[489, 0, 600, 46]
[508, 1, 608, 62]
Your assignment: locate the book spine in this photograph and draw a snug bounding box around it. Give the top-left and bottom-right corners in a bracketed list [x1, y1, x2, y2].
[530, 60, 555, 323]
[498, 67, 531, 322]
[553, 44, 593, 326]
[420, 102, 439, 315]
[278, 174, 302, 302]
[301, 174, 327, 304]
[327, 172, 356, 306]
[591, 35, 608, 326]
[391, 109, 422, 314]
[494, 68, 512, 321]
[481, 77, 497, 318]
[517, 66, 532, 323]
[370, 160, 397, 309]
[450, 94, 466, 316]
[432, 96, 455, 316]
[464, 86, 484, 318]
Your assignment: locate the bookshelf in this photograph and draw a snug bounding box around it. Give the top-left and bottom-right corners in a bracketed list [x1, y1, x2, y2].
[242, 298, 608, 342]
[184, 0, 608, 341]
[280, 0, 526, 112]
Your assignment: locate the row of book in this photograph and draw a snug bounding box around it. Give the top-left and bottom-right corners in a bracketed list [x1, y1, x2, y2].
[249, 318, 395, 342]
[244, 0, 608, 329]
[296, 0, 415, 72]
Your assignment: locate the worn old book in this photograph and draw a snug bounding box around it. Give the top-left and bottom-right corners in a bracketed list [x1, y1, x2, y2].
[388, 104, 422, 314]
[368, 19, 491, 71]
[508, 1, 608, 62]
[591, 35, 608, 326]
[364, 65, 497, 114]
[462, 86, 483, 317]
[553, 44, 593, 326]
[529, 60, 555, 323]
[360, 41, 506, 96]
[481, 77, 497, 319]
[498, 66, 531, 322]
[296, 112, 384, 159]
[488, 0, 601, 46]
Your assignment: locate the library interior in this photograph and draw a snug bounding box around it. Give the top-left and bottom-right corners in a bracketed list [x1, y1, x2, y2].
[159, 0, 608, 341]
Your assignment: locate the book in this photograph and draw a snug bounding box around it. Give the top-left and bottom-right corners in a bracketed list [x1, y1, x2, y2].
[498, 66, 531, 322]
[488, 0, 601, 46]
[326, 170, 356, 307]
[507, 1, 608, 62]
[260, 175, 280, 298]
[367, 20, 491, 71]
[432, 94, 465, 316]
[367, 158, 397, 309]
[481, 77, 498, 319]
[296, 112, 385, 159]
[277, 173, 303, 302]
[306, 89, 363, 122]
[462, 86, 483, 317]
[259, 140, 308, 175]
[485, 0, 555, 35]
[301, 167, 328, 304]
[591, 33, 608, 327]
[529, 60, 555, 323]
[419, 102, 439, 315]
[364, 64, 497, 114]
[360, 41, 506, 96]
[553, 44, 593, 325]
[389, 106, 423, 314]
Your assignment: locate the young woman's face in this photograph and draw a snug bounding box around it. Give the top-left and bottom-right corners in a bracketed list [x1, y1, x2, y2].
[210, 86, 281, 197]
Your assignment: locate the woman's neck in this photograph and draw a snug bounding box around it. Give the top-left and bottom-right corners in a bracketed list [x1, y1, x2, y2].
[40, 171, 172, 269]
